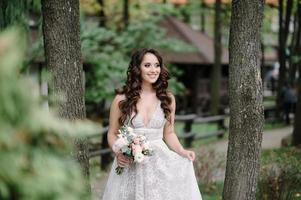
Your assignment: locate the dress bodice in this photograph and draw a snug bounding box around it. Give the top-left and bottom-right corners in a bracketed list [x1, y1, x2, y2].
[129, 101, 166, 141]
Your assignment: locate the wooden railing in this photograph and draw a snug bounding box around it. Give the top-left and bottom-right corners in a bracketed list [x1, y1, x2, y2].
[264, 104, 277, 123]
[87, 114, 228, 169]
[175, 114, 227, 147]
[87, 105, 278, 170]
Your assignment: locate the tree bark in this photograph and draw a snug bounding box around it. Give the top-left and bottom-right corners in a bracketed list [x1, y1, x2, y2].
[222, 0, 264, 199]
[211, 0, 222, 115]
[292, 1, 301, 146]
[41, 0, 90, 193]
[260, 41, 265, 82]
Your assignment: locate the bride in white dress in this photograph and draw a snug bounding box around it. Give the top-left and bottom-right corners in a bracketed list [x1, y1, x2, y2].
[102, 48, 202, 200]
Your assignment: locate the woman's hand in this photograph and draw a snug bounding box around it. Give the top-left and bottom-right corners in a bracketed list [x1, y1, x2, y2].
[179, 149, 196, 161]
[115, 152, 131, 167]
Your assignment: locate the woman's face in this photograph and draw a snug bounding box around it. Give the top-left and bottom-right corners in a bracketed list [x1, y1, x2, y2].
[139, 53, 161, 84]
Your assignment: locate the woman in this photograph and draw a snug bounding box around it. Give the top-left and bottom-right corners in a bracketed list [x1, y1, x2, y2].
[102, 48, 202, 200]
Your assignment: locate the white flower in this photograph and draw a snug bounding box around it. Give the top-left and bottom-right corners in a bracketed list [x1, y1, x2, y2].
[139, 135, 146, 141]
[112, 137, 128, 153]
[134, 152, 145, 163]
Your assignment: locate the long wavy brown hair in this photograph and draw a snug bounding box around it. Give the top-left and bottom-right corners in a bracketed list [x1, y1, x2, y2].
[115, 48, 172, 126]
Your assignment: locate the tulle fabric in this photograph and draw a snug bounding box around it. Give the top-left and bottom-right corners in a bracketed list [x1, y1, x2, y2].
[102, 102, 202, 200]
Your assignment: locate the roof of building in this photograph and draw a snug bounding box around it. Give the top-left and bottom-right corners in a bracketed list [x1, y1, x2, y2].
[160, 16, 229, 65]
[160, 16, 278, 65]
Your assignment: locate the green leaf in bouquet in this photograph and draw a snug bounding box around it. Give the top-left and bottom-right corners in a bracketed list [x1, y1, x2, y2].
[120, 146, 130, 153]
[126, 135, 134, 142]
[115, 166, 124, 175]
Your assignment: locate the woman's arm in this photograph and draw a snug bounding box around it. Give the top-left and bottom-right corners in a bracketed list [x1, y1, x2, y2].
[107, 94, 130, 167]
[163, 93, 196, 161]
[107, 95, 123, 150]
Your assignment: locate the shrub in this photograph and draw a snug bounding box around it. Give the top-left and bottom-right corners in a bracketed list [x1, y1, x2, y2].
[0, 28, 99, 200]
[257, 147, 301, 200]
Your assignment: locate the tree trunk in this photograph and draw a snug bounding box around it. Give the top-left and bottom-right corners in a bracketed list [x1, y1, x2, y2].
[210, 0, 222, 115]
[276, 0, 293, 119]
[41, 0, 90, 193]
[200, 1, 206, 33]
[97, 0, 106, 27]
[288, 2, 299, 86]
[292, 1, 301, 146]
[222, 0, 264, 199]
[123, 0, 129, 28]
[0, 0, 8, 29]
[261, 41, 265, 82]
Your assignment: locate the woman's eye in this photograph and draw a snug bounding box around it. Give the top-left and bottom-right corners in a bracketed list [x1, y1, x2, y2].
[144, 64, 150, 67]
[156, 64, 160, 68]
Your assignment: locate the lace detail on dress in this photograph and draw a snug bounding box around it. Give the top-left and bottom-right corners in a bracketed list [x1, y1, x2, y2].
[102, 101, 202, 200]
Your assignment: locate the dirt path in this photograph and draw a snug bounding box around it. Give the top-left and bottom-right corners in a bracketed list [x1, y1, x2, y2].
[91, 172, 108, 200]
[208, 126, 293, 153]
[91, 126, 293, 199]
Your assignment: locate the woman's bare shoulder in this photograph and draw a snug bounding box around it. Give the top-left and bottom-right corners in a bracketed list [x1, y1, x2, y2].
[114, 94, 126, 102]
[111, 94, 125, 107]
[167, 91, 175, 102]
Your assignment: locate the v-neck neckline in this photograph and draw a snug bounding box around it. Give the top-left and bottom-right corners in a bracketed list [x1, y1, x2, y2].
[137, 101, 161, 127]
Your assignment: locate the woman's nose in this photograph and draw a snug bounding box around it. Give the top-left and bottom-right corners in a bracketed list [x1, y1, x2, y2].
[150, 65, 158, 71]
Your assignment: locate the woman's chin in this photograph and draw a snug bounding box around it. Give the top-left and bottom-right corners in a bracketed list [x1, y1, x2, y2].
[149, 79, 158, 84]
[143, 79, 158, 84]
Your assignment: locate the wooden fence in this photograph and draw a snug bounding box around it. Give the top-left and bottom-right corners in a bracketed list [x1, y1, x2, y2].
[88, 114, 228, 170]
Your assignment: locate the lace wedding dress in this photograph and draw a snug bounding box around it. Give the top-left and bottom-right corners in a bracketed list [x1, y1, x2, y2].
[102, 102, 202, 200]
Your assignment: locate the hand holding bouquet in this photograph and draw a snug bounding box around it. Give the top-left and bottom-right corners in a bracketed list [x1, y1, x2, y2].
[112, 125, 153, 175]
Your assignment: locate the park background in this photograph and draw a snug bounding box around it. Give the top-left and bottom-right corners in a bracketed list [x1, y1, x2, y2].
[0, 0, 301, 199]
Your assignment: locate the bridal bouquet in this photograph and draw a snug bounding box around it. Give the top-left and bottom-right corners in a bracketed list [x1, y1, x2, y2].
[112, 124, 154, 175]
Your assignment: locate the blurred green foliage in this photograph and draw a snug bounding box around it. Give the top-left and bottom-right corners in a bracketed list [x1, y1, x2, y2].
[0, 28, 100, 200]
[0, 0, 40, 30]
[11, 1, 195, 114]
[81, 10, 195, 109]
[258, 147, 301, 200]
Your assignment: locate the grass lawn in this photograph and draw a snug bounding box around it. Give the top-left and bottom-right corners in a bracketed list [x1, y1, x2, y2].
[199, 181, 223, 200]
